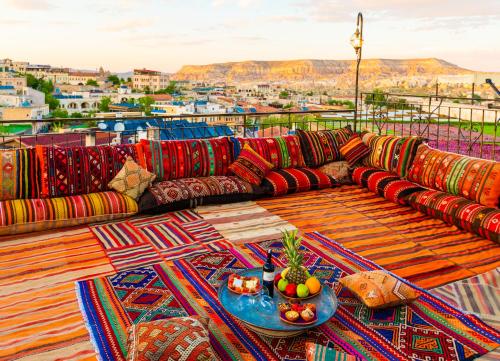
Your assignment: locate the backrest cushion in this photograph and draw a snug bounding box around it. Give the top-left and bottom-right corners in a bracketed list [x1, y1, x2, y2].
[295, 126, 353, 168]
[340, 134, 371, 167]
[230, 135, 305, 169]
[229, 144, 274, 185]
[0, 148, 40, 200]
[408, 144, 500, 208]
[362, 133, 422, 178]
[37, 144, 143, 198]
[140, 137, 233, 181]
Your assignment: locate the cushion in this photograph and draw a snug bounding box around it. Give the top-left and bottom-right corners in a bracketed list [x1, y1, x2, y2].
[126, 316, 216, 361]
[108, 157, 156, 201]
[339, 270, 419, 308]
[0, 148, 40, 200]
[0, 191, 138, 236]
[407, 190, 500, 243]
[230, 135, 305, 169]
[362, 133, 422, 178]
[339, 135, 371, 167]
[295, 126, 353, 167]
[228, 144, 274, 185]
[262, 168, 336, 197]
[352, 166, 384, 187]
[408, 144, 500, 208]
[317, 161, 352, 184]
[305, 342, 360, 361]
[140, 137, 233, 181]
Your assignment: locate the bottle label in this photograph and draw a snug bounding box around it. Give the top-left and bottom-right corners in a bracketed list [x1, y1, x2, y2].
[263, 272, 274, 282]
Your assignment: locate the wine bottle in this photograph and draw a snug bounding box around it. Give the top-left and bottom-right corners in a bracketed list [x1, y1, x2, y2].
[262, 249, 275, 297]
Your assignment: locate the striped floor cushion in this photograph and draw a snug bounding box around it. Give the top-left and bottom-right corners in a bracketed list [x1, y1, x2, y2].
[351, 166, 382, 187]
[407, 190, 500, 243]
[0, 192, 138, 236]
[262, 168, 336, 197]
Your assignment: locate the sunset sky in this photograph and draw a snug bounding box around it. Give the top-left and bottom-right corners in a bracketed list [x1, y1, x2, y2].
[1, 0, 499, 73]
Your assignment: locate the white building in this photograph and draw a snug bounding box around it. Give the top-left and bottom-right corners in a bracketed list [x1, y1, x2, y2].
[0, 87, 45, 107]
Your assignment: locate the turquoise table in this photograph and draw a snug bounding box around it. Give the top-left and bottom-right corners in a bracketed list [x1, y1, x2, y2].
[218, 268, 338, 337]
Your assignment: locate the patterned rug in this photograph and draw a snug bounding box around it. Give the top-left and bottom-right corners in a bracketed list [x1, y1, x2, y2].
[195, 201, 296, 245]
[76, 232, 499, 361]
[257, 186, 500, 289]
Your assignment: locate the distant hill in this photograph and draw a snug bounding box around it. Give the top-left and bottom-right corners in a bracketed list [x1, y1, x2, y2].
[173, 58, 475, 87]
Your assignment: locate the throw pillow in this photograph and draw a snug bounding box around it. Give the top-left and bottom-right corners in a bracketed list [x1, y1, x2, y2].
[339, 270, 419, 308]
[305, 342, 360, 361]
[317, 161, 352, 184]
[108, 157, 156, 201]
[126, 316, 216, 361]
[228, 144, 274, 185]
[339, 135, 370, 167]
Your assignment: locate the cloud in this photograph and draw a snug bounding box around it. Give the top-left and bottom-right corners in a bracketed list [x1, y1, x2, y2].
[266, 15, 307, 23]
[4, 0, 54, 10]
[212, 0, 260, 8]
[99, 19, 156, 32]
[232, 36, 266, 42]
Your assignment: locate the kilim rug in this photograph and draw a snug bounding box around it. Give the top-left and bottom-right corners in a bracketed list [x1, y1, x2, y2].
[76, 231, 499, 361]
[195, 201, 296, 245]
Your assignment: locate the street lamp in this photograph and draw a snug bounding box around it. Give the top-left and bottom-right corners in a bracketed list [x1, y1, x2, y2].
[350, 12, 363, 130]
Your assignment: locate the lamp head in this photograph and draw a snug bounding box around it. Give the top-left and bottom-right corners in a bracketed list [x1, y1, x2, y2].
[350, 28, 362, 52]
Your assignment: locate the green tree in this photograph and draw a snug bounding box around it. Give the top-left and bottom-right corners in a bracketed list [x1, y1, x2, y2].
[364, 89, 387, 109]
[127, 77, 132, 83]
[138, 96, 155, 115]
[86, 79, 99, 86]
[51, 109, 69, 118]
[45, 94, 60, 110]
[99, 96, 112, 112]
[70, 112, 83, 118]
[279, 91, 290, 99]
[107, 75, 121, 86]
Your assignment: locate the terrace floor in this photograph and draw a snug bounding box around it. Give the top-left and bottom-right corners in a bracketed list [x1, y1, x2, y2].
[0, 185, 498, 360]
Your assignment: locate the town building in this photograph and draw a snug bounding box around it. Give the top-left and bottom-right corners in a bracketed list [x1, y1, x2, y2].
[0, 73, 27, 91]
[132, 69, 169, 91]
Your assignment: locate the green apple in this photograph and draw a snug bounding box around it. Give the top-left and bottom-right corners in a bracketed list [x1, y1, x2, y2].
[277, 278, 289, 292]
[297, 283, 310, 298]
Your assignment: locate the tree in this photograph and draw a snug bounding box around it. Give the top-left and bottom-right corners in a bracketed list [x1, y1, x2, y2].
[51, 109, 69, 118]
[143, 86, 152, 94]
[86, 79, 99, 86]
[107, 75, 121, 86]
[364, 89, 387, 109]
[45, 94, 60, 110]
[279, 91, 290, 99]
[138, 96, 155, 115]
[70, 112, 83, 118]
[127, 77, 132, 83]
[99, 96, 112, 112]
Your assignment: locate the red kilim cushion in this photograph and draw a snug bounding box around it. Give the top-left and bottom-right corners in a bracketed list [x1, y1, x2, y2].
[262, 168, 336, 196]
[339, 135, 370, 167]
[229, 144, 274, 185]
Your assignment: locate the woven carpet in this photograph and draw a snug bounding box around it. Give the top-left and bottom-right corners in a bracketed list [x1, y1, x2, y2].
[257, 186, 500, 289]
[77, 232, 499, 361]
[195, 201, 296, 244]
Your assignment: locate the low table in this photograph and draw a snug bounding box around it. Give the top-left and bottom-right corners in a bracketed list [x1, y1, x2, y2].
[218, 268, 338, 337]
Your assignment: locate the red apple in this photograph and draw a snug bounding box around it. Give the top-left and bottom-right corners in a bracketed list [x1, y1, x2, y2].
[274, 274, 282, 284]
[285, 283, 297, 297]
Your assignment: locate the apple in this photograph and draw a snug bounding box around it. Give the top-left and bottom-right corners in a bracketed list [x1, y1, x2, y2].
[297, 284, 310, 298]
[285, 283, 297, 297]
[274, 274, 282, 284]
[277, 278, 289, 292]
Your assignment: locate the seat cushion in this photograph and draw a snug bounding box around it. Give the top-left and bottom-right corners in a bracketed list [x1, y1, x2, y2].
[317, 161, 352, 184]
[408, 144, 500, 208]
[139, 176, 255, 213]
[262, 168, 336, 197]
[0, 148, 40, 200]
[407, 190, 500, 243]
[351, 166, 382, 187]
[0, 191, 138, 236]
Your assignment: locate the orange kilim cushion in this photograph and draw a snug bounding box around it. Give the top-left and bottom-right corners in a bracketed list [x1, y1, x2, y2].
[126, 316, 216, 361]
[108, 157, 156, 201]
[339, 270, 419, 309]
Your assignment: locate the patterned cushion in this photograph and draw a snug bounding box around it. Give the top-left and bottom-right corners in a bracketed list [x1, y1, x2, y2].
[408, 144, 500, 208]
[339, 134, 370, 167]
[228, 144, 274, 185]
[317, 161, 352, 184]
[295, 126, 353, 167]
[352, 166, 384, 187]
[262, 168, 336, 196]
[362, 133, 422, 178]
[126, 316, 216, 361]
[108, 157, 156, 201]
[140, 138, 233, 181]
[0, 191, 138, 236]
[0, 148, 40, 200]
[339, 270, 419, 308]
[407, 190, 500, 243]
[230, 135, 305, 169]
[305, 342, 360, 361]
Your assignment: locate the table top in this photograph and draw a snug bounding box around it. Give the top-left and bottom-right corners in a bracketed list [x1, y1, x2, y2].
[218, 268, 338, 333]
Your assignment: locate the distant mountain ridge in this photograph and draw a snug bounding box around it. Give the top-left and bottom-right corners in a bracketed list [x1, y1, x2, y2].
[173, 58, 475, 86]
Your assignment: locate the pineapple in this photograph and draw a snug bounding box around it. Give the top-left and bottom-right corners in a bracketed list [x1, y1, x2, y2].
[282, 230, 308, 285]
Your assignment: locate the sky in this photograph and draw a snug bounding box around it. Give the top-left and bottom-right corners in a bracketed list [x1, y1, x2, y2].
[1, 0, 499, 73]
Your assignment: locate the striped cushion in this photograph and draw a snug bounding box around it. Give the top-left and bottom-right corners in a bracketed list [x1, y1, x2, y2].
[228, 144, 274, 185]
[230, 135, 305, 169]
[140, 138, 233, 181]
[0, 191, 138, 236]
[340, 135, 370, 167]
[362, 133, 422, 178]
[352, 166, 382, 187]
[0, 148, 40, 200]
[262, 168, 336, 196]
[408, 144, 500, 208]
[407, 190, 500, 243]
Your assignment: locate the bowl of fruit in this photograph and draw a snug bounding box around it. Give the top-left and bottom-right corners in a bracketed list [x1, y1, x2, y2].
[278, 302, 317, 325]
[274, 230, 322, 300]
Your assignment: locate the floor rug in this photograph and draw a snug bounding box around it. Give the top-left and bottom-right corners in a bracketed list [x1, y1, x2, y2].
[257, 186, 500, 288]
[196, 201, 296, 245]
[76, 232, 499, 361]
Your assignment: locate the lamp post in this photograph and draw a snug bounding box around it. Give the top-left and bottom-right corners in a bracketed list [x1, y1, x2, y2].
[350, 12, 363, 131]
